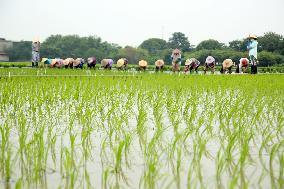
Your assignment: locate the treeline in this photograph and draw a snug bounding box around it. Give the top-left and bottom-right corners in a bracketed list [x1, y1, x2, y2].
[8, 32, 284, 66]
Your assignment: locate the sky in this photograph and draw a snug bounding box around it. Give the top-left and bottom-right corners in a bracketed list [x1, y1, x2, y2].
[0, 0, 283, 47]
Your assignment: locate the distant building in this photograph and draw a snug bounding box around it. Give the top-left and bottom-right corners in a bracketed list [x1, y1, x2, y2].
[0, 38, 13, 61]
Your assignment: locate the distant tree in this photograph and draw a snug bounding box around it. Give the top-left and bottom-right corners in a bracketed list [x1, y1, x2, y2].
[7, 41, 31, 61]
[139, 38, 168, 54]
[229, 39, 247, 52]
[168, 32, 191, 52]
[258, 32, 284, 54]
[196, 39, 225, 50]
[116, 46, 149, 64]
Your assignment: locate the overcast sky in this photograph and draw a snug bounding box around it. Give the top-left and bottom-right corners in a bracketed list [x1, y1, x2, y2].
[0, 0, 283, 47]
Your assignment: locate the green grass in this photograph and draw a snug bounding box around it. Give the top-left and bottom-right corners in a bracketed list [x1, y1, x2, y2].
[0, 69, 283, 188]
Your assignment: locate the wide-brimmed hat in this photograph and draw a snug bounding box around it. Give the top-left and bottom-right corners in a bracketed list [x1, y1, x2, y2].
[51, 59, 57, 66]
[206, 56, 215, 64]
[172, 48, 181, 55]
[41, 58, 48, 63]
[73, 58, 81, 67]
[223, 59, 233, 67]
[117, 58, 125, 67]
[155, 59, 164, 67]
[184, 58, 195, 66]
[139, 60, 148, 67]
[88, 57, 96, 64]
[101, 59, 109, 67]
[248, 34, 257, 39]
[32, 36, 40, 43]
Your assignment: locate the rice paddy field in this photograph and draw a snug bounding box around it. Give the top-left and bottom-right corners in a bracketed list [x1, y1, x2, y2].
[0, 68, 283, 189]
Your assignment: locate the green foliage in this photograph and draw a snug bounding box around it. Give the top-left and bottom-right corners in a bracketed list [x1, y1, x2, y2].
[258, 51, 284, 66]
[229, 39, 247, 52]
[7, 41, 31, 61]
[258, 32, 284, 54]
[114, 46, 150, 64]
[196, 39, 225, 51]
[139, 38, 168, 54]
[168, 32, 191, 52]
[41, 35, 120, 61]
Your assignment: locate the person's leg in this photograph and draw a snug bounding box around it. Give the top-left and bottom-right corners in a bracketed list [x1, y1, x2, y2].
[35, 52, 39, 67]
[189, 65, 193, 73]
[204, 65, 208, 74]
[195, 65, 200, 73]
[220, 66, 224, 74]
[184, 65, 189, 73]
[31, 51, 35, 67]
[228, 66, 232, 74]
[239, 63, 243, 73]
[211, 66, 215, 74]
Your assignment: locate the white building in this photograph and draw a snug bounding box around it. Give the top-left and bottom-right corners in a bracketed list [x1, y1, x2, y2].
[0, 38, 13, 61]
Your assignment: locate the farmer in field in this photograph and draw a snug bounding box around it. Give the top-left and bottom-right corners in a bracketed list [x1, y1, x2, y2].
[41, 58, 52, 67]
[116, 58, 128, 70]
[220, 59, 235, 74]
[184, 58, 200, 73]
[87, 57, 97, 69]
[155, 59, 165, 71]
[31, 37, 40, 67]
[64, 58, 75, 68]
[138, 60, 148, 71]
[101, 59, 114, 69]
[204, 56, 216, 74]
[171, 49, 181, 72]
[247, 34, 258, 74]
[73, 58, 85, 69]
[51, 58, 64, 68]
[236, 58, 250, 73]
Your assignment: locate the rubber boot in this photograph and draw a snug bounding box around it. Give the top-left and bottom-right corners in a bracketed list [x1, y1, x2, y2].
[32, 62, 34, 67]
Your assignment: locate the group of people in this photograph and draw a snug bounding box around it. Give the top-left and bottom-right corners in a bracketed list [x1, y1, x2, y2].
[168, 34, 258, 74]
[32, 34, 258, 74]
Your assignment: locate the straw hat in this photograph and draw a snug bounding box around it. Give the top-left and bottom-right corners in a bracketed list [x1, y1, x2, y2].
[101, 59, 109, 67]
[73, 58, 81, 67]
[139, 60, 148, 67]
[222, 59, 233, 68]
[172, 48, 181, 55]
[248, 34, 257, 39]
[41, 58, 48, 63]
[155, 59, 164, 67]
[117, 58, 125, 67]
[51, 59, 57, 66]
[32, 36, 40, 43]
[205, 56, 215, 64]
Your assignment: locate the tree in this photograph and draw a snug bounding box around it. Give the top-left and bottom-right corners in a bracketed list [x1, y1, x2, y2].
[139, 38, 168, 54]
[229, 40, 247, 52]
[116, 46, 150, 64]
[258, 32, 283, 53]
[168, 32, 191, 52]
[7, 41, 31, 61]
[196, 39, 225, 50]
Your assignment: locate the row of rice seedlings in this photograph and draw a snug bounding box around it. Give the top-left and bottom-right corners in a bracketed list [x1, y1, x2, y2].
[0, 73, 283, 188]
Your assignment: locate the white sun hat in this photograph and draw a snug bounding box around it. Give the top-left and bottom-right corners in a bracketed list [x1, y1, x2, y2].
[138, 60, 148, 67]
[155, 59, 164, 67]
[117, 58, 125, 67]
[222, 59, 233, 68]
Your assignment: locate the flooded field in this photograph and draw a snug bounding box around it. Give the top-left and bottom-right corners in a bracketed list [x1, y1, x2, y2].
[0, 69, 283, 189]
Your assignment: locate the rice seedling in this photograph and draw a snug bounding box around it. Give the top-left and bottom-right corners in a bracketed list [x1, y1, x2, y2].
[0, 69, 283, 188]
